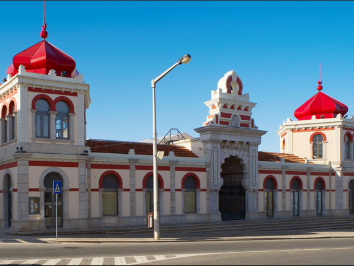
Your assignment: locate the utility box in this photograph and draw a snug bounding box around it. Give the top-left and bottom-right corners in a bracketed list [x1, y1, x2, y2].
[148, 213, 154, 229]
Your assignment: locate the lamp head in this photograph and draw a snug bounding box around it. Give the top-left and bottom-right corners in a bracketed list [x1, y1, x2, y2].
[178, 54, 191, 65]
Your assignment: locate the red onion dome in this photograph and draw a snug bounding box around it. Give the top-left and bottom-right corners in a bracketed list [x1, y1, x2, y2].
[294, 82, 348, 120]
[6, 40, 76, 78]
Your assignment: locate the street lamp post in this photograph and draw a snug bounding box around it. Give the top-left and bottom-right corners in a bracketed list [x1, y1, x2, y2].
[151, 54, 191, 241]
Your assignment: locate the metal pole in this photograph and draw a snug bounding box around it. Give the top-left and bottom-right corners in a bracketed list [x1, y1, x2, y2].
[56, 194, 58, 239]
[152, 81, 159, 240]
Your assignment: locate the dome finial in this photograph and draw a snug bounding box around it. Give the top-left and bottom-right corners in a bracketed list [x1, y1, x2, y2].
[40, 1, 48, 39]
[317, 63, 323, 91]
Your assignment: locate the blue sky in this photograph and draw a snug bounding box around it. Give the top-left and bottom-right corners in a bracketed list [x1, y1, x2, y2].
[1, 1, 354, 152]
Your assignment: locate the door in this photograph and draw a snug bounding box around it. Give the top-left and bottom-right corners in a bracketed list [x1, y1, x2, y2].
[265, 191, 273, 217]
[293, 191, 299, 216]
[45, 192, 62, 228]
[7, 189, 12, 228]
[316, 191, 322, 215]
[219, 185, 245, 220]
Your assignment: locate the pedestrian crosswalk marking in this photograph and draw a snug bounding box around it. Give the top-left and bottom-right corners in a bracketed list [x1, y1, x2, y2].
[67, 258, 82, 265]
[114, 257, 127, 265]
[133, 256, 148, 264]
[0, 261, 14, 265]
[153, 255, 166, 260]
[19, 259, 39, 265]
[91, 257, 104, 265]
[43, 259, 61, 265]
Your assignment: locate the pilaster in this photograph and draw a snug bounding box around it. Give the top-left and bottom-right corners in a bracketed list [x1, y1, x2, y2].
[78, 161, 87, 228]
[17, 84, 29, 142]
[49, 111, 57, 140]
[169, 161, 179, 215]
[128, 159, 139, 219]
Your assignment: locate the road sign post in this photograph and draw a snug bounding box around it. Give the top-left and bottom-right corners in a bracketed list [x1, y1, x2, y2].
[53, 181, 61, 239]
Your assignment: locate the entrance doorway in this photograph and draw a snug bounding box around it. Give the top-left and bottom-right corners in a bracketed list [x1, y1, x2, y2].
[44, 173, 63, 229]
[4, 174, 12, 228]
[219, 156, 245, 220]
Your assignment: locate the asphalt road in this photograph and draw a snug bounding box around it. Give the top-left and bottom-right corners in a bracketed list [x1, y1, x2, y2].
[0, 238, 354, 264]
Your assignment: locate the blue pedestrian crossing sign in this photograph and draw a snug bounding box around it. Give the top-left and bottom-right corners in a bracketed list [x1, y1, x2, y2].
[53, 181, 61, 194]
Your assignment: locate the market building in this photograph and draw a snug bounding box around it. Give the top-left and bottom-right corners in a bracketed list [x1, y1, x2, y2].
[1, 23, 354, 232]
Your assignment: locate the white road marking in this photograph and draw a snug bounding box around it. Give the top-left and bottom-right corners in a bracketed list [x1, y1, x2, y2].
[42, 259, 61, 265]
[91, 257, 104, 265]
[134, 257, 148, 264]
[114, 257, 127, 265]
[19, 260, 40, 265]
[0, 261, 14, 265]
[153, 255, 166, 260]
[67, 258, 83, 265]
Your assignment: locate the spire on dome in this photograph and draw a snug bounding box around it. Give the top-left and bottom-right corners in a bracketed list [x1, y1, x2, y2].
[40, 1, 48, 39]
[317, 63, 323, 91]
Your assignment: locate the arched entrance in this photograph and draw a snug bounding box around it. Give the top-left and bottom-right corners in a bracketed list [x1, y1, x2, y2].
[219, 156, 245, 220]
[3, 174, 12, 228]
[44, 173, 63, 229]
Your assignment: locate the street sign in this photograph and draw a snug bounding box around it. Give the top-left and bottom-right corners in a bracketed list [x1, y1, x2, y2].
[53, 181, 61, 194]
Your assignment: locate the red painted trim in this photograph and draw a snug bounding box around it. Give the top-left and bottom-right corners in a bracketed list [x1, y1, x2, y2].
[91, 189, 99, 192]
[309, 132, 327, 142]
[207, 115, 214, 119]
[293, 127, 334, 133]
[290, 176, 303, 190]
[31, 94, 55, 111]
[220, 112, 232, 119]
[53, 96, 75, 113]
[0, 89, 17, 106]
[91, 164, 130, 170]
[181, 173, 201, 189]
[343, 128, 354, 132]
[1, 102, 8, 118]
[281, 132, 287, 138]
[142, 172, 164, 189]
[29, 161, 78, 167]
[236, 77, 243, 95]
[164, 189, 171, 192]
[237, 106, 241, 111]
[240, 115, 251, 121]
[136, 165, 170, 171]
[343, 173, 354, 176]
[29, 188, 40, 192]
[175, 189, 182, 192]
[8, 97, 17, 114]
[28, 87, 78, 97]
[344, 131, 353, 142]
[215, 114, 219, 124]
[99, 170, 123, 189]
[251, 119, 254, 128]
[123, 189, 130, 192]
[258, 189, 264, 192]
[259, 170, 282, 174]
[286, 171, 307, 175]
[136, 189, 143, 192]
[263, 175, 278, 189]
[13, 189, 18, 192]
[220, 121, 230, 125]
[244, 107, 248, 111]
[0, 162, 17, 170]
[69, 188, 79, 191]
[175, 167, 206, 172]
[0, 190, 2, 193]
[201, 189, 207, 192]
[285, 189, 291, 192]
[230, 105, 235, 110]
[344, 189, 348, 192]
[240, 123, 249, 128]
[211, 104, 216, 110]
[314, 176, 326, 190]
[278, 189, 282, 192]
[282, 138, 285, 149]
[222, 104, 228, 109]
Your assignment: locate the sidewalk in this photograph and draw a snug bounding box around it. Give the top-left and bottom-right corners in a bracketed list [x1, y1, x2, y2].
[31, 229, 354, 244]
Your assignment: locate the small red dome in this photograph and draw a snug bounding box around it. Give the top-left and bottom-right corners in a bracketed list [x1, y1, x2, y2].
[6, 40, 76, 77]
[294, 84, 348, 120]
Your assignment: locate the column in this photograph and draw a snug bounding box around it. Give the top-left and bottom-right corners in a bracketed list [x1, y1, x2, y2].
[196, 189, 201, 214]
[0, 118, 4, 143]
[159, 189, 164, 216]
[49, 111, 57, 140]
[169, 161, 178, 215]
[86, 161, 92, 219]
[69, 113, 75, 141]
[16, 158, 30, 231]
[12, 111, 17, 140]
[17, 84, 29, 143]
[78, 161, 87, 228]
[306, 169, 311, 214]
[118, 188, 123, 217]
[334, 167, 344, 214]
[181, 189, 186, 214]
[281, 167, 287, 212]
[39, 188, 45, 229]
[128, 159, 138, 220]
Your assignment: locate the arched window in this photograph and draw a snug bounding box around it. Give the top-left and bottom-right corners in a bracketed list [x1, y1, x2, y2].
[264, 177, 275, 217]
[184, 176, 197, 213]
[55, 101, 69, 139]
[313, 134, 323, 159]
[291, 178, 301, 216]
[9, 102, 15, 141]
[35, 99, 50, 138]
[345, 134, 351, 159]
[349, 180, 354, 214]
[315, 179, 324, 215]
[2, 105, 7, 143]
[230, 115, 240, 127]
[145, 175, 161, 218]
[102, 174, 119, 216]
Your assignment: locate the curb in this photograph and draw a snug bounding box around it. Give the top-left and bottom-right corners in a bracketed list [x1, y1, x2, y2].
[49, 235, 354, 244]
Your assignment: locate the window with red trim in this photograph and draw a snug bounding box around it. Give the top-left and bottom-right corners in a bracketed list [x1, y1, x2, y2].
[312, 134, 323, 159]
[35, 99, 50, 138]
[184, 176, 197, 213]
